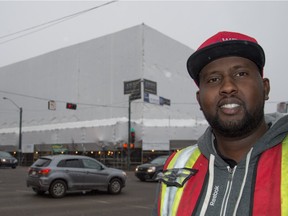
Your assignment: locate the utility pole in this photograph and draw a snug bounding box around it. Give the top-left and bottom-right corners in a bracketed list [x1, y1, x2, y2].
[3, 97, 23, 166]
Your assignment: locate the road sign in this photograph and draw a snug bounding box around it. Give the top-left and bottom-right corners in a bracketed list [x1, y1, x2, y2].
[129, 92, 141, 101]
[48, 100, 56, 110]
[124, 79, 142, 101]
[144, 93, 170, 106]
[160, 96, 171, 106]
[144, 79, 157, 95]
[124, 79, 141, 95]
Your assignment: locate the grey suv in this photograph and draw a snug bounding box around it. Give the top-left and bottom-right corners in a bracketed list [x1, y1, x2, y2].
[26, 154, 127, 198]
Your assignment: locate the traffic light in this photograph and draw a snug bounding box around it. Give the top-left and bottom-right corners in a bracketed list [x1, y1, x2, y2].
[122, 143, 134, 149]
[66, 103, 77, 110]
[130, 131, 135, 143]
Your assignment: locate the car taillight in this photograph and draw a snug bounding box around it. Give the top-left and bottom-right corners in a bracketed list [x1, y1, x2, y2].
[38, 168, 51, 175]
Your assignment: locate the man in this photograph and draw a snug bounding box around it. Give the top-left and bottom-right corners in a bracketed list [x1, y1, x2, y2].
[153, 31, 288, 216]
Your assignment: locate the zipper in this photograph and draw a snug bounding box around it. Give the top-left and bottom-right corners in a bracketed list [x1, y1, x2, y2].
[220, 166, 237, 216]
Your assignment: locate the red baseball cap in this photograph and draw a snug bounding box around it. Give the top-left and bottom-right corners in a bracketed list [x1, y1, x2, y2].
[186, 31, 265, 86]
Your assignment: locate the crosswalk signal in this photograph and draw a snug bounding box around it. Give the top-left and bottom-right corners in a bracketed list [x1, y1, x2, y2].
[66, 103, 77, 110]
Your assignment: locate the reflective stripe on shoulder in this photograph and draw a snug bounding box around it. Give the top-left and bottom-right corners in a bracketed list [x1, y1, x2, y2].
[281, 135, 288, 216]
[160, 145, 200, 216]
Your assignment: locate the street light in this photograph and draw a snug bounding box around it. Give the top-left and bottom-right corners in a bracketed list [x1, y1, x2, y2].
[3, 97, 23, 166]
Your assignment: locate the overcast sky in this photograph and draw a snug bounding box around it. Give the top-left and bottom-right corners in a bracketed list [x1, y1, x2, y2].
[0, 1, 287, 113]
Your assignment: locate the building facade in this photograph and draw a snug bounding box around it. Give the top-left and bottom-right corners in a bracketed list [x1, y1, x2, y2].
[0, 24, 208, 166]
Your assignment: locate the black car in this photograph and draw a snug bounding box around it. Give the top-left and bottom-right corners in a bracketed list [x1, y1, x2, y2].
[135, 155, 169, 182]
[0, 151, 18, 169]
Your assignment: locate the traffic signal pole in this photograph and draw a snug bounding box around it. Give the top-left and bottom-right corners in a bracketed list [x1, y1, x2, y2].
[127, 96, 131, 170]
[19, 107, 22, 165]
[124, 79, 143, 171]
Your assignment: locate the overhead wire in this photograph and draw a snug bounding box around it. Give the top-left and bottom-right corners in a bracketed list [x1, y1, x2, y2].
[0, 0, 118, 45]
[0, 1, 125, 110]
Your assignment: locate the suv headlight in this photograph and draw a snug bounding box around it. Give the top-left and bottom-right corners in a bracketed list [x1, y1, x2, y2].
[147, 167, 156, 173]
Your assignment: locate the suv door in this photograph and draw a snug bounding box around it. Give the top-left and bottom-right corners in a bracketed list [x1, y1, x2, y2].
[82, 158, 108, 188]
[57, 158, 86, 189]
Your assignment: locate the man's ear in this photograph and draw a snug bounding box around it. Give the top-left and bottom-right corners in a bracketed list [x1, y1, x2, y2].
[196, 91, 202, 110]
[263, 78, 270, 101]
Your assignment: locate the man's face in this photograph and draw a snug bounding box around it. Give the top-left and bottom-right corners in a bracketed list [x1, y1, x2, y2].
[196, 56, 270, 138]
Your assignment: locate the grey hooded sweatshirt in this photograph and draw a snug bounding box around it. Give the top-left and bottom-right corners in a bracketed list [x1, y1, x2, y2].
[152, 113, 288, 216]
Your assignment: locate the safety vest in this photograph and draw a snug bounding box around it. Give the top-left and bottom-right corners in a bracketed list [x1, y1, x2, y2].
[158, 136, 288, 216]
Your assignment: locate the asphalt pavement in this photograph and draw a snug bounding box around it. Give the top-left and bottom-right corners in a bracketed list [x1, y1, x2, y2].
[0, 166, 158, 216]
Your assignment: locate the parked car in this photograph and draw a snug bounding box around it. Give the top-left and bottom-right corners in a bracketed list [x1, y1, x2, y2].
[135, 155, 169, 182]
[26, 154, 127, 198]
[0, 151, 18, 169]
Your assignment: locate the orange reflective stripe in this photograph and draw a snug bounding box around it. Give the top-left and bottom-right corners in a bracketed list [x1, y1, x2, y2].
[281, 135, 288, 216]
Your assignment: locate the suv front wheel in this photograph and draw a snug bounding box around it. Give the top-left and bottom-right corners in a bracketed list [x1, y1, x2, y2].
[108, 178, 122, 194]
[49, 180, 67, 198]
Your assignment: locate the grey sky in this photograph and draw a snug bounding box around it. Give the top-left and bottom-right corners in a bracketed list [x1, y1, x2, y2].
[0, 1, 287, 113]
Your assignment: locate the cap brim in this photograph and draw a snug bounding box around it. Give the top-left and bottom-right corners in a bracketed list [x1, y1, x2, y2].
[187, 40, 265, 86]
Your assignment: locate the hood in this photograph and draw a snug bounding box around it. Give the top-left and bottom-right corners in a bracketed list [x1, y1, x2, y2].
[138, 162, 163, 168]
[197, 112, 288, 166]
[105, 167, 126, 175]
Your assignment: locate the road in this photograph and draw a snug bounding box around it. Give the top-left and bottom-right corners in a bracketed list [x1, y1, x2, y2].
[0, 166, 158, 216]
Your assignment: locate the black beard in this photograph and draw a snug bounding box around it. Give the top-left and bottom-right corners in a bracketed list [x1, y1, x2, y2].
[205, 104, 265, 138]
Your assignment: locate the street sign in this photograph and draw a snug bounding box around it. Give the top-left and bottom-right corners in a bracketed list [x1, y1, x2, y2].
[144, 79, 157, 95]
[48, 100, 56, 110]
[124, 79, 141, 101]
[144, 93, 160, 105]
[124, 79, 141, 94]
[160, 96, 171, 106]
[144, 93, 171, 106]
[129, 92, 141, 101]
